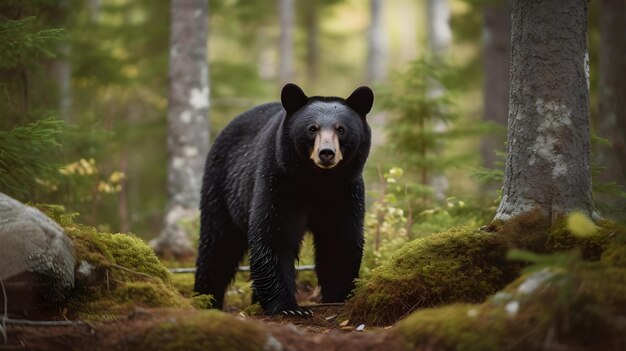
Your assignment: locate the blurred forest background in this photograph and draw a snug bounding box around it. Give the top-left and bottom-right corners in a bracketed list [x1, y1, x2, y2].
[1, 0, 624, 264]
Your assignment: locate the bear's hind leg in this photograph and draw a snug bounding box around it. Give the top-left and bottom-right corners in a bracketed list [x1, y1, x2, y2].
[194, 202, 246, 309]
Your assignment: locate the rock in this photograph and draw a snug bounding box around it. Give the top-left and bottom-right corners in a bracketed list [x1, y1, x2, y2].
[0, 193, 76, 318]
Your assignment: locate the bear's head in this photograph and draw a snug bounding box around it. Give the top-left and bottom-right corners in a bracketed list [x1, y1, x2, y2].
[281, 83, 373, 171]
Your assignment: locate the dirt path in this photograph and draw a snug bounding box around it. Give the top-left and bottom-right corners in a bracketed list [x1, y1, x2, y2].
[3, 306, 405, 351]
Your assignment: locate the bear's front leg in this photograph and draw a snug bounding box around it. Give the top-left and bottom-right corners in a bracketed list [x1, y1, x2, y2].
[310, 180, 365, 303]
[248, 201, 312, 316]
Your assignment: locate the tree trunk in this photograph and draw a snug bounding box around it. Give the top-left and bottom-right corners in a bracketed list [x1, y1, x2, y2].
[151, 0, 210, 259]
[494, 0, 598, 223]
[426, 0, 451, 57]
[304, 0, 319, 86]
[480, 1, 511, 173]
[597, 0, 626, 189]
[426, 0, 451, 201]
[367, 0, 386, 84]
[279, 0, 294, 85]
[49, 44, 72, 121]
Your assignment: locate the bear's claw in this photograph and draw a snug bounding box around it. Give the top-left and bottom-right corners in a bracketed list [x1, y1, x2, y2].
[280, 308, 313, 317]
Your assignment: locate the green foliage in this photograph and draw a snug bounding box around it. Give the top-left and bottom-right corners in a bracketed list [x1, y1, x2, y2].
[0, 16, 64, 69]
[0, 118, 63, 199]
[361, 167, 410, 278]
[379, 57, 459, 180]
[360, 166, 493, 281]
[190, 294, 215, 310]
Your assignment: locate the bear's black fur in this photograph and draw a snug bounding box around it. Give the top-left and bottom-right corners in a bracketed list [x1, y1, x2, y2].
[194, 83, 373, 315]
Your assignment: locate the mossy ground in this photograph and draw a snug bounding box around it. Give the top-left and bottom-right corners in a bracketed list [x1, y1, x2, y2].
[343, 226, 522, 325]
[394, 248, 626, 350]
[125, 310, 272, 351]
[7, 206, 625, 350]
[37, 205, 193, 320]
[343, 212, 625, 327]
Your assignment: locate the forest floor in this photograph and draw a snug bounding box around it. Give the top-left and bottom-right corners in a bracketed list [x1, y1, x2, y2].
[3, 287, 404, 351]
[3, 304, 403, 351]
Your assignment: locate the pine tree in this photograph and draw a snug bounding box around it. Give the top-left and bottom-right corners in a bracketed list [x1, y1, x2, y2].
[0, 14, 65, 201]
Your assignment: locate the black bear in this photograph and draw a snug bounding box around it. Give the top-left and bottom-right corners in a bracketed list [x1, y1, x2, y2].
[194, 83, 373, 315]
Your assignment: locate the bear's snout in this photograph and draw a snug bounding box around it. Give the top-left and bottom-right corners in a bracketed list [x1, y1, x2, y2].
[318, 147, 336, 164]
[310, 129, 344, 169]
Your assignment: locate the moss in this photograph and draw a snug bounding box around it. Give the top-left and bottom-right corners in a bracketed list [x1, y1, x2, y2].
[241, 303, 263, 316]
[128, 310, 271, 351]
[344, 212, 626, 327]
[224, 278, 253, 309]
[395, 304, 506, 351]
[545, 219, 611, 260]
[35, 206, 192, 320]
[343, 226, 521, 326]
[602, 246, 626, 267]
[171, 273, 195, 297]
[190, 294, 214, 309]
[394, 255, 626, 351]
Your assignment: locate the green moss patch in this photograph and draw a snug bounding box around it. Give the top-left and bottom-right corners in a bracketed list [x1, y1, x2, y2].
[343, 226, 521, 326]
[344, 213, 624, 327]
[170, 273, 195, 297]
[394, 252, 626, 350]
[38, 205, 192, 320]
[126, 310, 272, 351]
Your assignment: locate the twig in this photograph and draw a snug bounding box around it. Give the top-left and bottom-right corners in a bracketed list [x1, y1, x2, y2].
[0, 318, 79, 327]
[305, 303, 344, 309]
[109, 264, 158, 280]
[0, 278, 7, 345]
[168, 265, 316, 274]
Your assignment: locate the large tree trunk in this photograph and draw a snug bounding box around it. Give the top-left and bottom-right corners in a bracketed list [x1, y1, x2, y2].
[597, 0, 626, 190]
[426, 0, 451, 57]
[279, 0, 294, 85]
[480, 1, 511, 174]
[426, 0, 451, 201]
[367, 0, 386, 84]
[494, 0, 598, 223]
[151, 0, 210, 259]
[49, 45, 72, 121]
[304, 0, 319, 86]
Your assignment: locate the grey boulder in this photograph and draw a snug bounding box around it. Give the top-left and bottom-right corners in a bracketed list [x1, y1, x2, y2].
[0, 193, 75, 317]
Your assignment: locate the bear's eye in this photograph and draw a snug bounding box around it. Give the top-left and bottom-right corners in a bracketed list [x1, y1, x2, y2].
[337, 126, 345, 135]
[308, 126, 318, 134]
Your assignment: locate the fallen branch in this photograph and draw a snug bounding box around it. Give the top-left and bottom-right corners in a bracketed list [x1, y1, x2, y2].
[109, 264, 159, 280]
[0, 318, 79, 327]
[305, 303, 344, 309]
[168, 264, 316, 274]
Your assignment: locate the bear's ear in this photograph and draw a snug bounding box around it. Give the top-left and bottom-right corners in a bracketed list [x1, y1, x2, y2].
[281, 83, 309, 115]
[346, 86, 374, 118]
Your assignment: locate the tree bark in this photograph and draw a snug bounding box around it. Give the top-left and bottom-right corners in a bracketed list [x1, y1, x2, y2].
[367, 0, 387, 84]
[279, 0, 294, 85]
[151, 0, 210, 259]
[426, 0, 451, 201]
[480, 1, 511, 172]
[49, 44, 72, 121]
[597, 0, 626, 189]
[426, 0, 451, 57]
[304, 0, 319, 86]
[494, 0, 598, 222]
